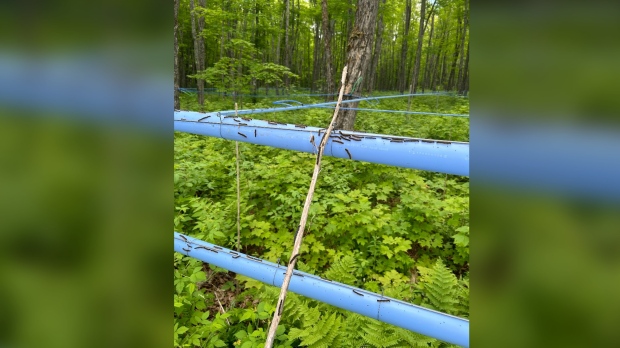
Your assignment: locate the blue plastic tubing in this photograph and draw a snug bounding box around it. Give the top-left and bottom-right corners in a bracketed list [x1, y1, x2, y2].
[174, 111, 469, 176]
[174, 232, 469, 347]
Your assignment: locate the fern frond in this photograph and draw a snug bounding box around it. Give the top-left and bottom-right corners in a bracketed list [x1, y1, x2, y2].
[455, 276, 469, 317]
[288, 327, 311, 342]
[299, 312, 342, 348]
[419, 259, 459, 314]
[394, 327, 437, 347]
[337, 313, 366, 345]
[324, 255, 358, 285]
[360, 318, 400, 348]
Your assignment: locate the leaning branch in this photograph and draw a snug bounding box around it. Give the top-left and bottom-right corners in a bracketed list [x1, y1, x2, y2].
[264, 66, 348, 348]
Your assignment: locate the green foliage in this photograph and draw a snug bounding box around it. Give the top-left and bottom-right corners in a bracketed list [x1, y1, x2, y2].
[418, 259, 469, 317]
[323, 255, 359, 286]
[174, 94, 468, 346]
[289, 312, 342, 348]
[192, 39, 298, 95]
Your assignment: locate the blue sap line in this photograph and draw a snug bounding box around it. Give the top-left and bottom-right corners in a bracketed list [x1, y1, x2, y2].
[174, 232, 470, 347]
[174, 111, 469, 176]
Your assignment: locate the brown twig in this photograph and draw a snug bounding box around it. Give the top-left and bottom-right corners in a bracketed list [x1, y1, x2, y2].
[214, 292, 231, 325]
[264, 66, 348, 347]
[235, 103, 241, 252]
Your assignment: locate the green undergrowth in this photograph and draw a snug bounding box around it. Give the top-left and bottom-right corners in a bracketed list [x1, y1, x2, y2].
[174, 94, 469, 347]
[180, 92, 469, 142]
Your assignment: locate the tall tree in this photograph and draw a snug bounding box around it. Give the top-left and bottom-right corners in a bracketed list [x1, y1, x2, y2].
[321, 0, 334, 97]
[334, 0, 379, 130]
[422, 10, 434, 91]
[408, 0, 426, 109]
[366, 0, 385, 93]
[397, 0, 412, 93]
[189, 0, 205, 105]
[447, 5, 462, 91]
[456, 0, 469, 95]
[311, 15, 321, 92]
[458, 41, 469, 95]
[174, 0, 180, 110]
[284, 0, 291, 88]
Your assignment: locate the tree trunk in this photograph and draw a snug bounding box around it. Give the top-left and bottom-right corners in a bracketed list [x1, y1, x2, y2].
[334, 0, 379, 131]
[408, 0, 426, 109]
[448, 12, 462, 91]
[456, 0, 468, 95]
[422, 11, 434, 92]
[190, 0, 205, 106]
[430, 16, 447, 91]
[459, 41, 469, 95]
[440, 50, 448, 90]
[311, 19, 321, 92]
[199, 0, 206, 98]
[174, 0, 180, 110]
[321, 0, 334, 98]
[366, 0, 385, 94]
[397, 0, 412, 93]
[284, 0, 291, 88]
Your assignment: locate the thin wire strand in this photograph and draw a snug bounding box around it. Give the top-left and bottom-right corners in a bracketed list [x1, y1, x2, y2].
[235, 103, 241, 252]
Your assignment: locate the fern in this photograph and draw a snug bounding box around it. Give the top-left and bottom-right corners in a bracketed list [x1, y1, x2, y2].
[243, 259, 468, 348]
[418, 259, 459, 315]
[455, 277, 469, 318]
[338, 313, 366, 344]
[324, 255, 358, 285]
[393, 327, 438, 347]
[289, 312, 343, 348]
[360, 318, 401, 348]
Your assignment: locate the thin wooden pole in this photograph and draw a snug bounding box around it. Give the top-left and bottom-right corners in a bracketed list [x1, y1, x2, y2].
[235, 103, 241, 252]
[264, 66, 348, 347]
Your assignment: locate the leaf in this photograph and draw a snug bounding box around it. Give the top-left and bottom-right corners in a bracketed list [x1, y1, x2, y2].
[213, 339, 226, 347]
[455, 226, 469, 233]
[235, 330, 248, 339]
[276, 325, 286, 336]
[380, 245, 394, 259]
[240, 310, 255, 322]
[453, 233, 469, 247]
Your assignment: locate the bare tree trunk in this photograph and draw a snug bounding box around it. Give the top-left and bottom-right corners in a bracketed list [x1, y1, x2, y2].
[459, 41, 469, 95]
[284, 0, 291, 88]
[174, 0, 180, 110]
[190, 0, 205, 106]
[198, 0, 206, 98]
[366, 0, 385, 94]
[448, 11, 462, 91]
[456, 0, 468, 94]
[430, 16, 448, 91]
[422, 11, 434, 92]
[321, 0, 334, 98]
[440, 50, 448, 90]
[311, 19, 321, 92]
[407, 0, 426, 110]
[398, 0, 412, 93]
[333, 0, 379, 131]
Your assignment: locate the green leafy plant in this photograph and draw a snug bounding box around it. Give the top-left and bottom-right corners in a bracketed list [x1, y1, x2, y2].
[174, 93, 469, 346]
[192, 40, 298, 97]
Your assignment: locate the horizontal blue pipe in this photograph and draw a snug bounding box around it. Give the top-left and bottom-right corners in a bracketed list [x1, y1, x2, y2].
[174, 232, 469, 347]
[174, 111, 469, 176]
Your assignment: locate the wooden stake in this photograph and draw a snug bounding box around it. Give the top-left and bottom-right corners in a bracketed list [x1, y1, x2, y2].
[235, 103, 241, 252]
[264, 66, 348, 347]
